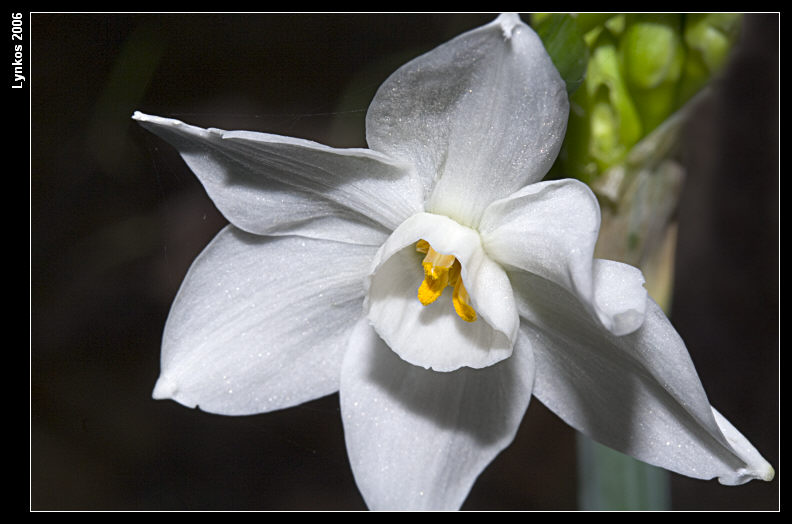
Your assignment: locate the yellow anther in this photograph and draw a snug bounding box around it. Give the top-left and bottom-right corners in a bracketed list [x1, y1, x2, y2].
[415, 240, 477, 322]
[418, 269, 448, 305]
[452, 277, 477, 322]
[417, 246, 453, 305]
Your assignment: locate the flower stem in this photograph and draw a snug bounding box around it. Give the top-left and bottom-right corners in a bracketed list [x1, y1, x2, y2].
[576, 435, 670, 510]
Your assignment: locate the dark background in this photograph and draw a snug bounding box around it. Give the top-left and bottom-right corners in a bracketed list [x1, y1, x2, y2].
[31, 13, 778, 510]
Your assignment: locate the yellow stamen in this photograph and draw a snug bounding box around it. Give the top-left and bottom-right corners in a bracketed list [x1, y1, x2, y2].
[417, 246, 454, 305]
[417, 266, 448, 305]
[415, 240, 477, 322]
[452, 276, 477, 322]
[415, 239, 431, 254]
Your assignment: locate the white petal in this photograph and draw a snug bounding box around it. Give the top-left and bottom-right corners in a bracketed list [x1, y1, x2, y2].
[340, 318, 535, 510]
[511, 266, 774, 485]
[591, 259, 648, 336]
[134, 112, 423, 245]
[365, 13, 569, 228]
[480, 179, 646, 335]
[366, 212, 518, 371]
[709, 407, 775, 484]
[153, 225, 375, 415]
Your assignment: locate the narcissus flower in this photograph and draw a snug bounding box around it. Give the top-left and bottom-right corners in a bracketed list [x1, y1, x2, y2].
[136, 14, 773, 510]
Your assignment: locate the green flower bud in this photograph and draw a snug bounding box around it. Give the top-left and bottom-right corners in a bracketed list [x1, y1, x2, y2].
[678, 14, 742, 103]
[546, 13, 743, 186]
[562, 29, 643, 181]
[685, 13, 741, 72]
[620, 14, 686, 133]
[604, 14, 626, 37]
[620, 14, 685, 88]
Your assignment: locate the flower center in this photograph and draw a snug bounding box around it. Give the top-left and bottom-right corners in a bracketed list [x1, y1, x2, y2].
[415, 239, 477, 323]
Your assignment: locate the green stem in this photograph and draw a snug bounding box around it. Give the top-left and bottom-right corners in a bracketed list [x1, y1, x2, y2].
[576, 434, 670, 510]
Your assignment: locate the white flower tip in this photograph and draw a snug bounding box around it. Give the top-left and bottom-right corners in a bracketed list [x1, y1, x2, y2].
[710, 407, 775, 485]
[761, 464, 776, 482]
[494, 13, 524, 40]
[132, 111, 160, 123]
[720, 463, 775, 486]
[740, 453, 777, 484]
[131, 111, 183, 127]
[152, 375, 179, 400]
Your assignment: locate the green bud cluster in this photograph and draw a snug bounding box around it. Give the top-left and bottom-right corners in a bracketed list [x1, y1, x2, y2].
[535, 13, 742, 183]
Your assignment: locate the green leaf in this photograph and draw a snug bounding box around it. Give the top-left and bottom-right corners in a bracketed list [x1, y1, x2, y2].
[532, 14, 590, 94]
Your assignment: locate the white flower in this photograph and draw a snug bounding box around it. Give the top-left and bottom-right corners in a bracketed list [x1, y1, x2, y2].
[135, 14, 773, 510]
